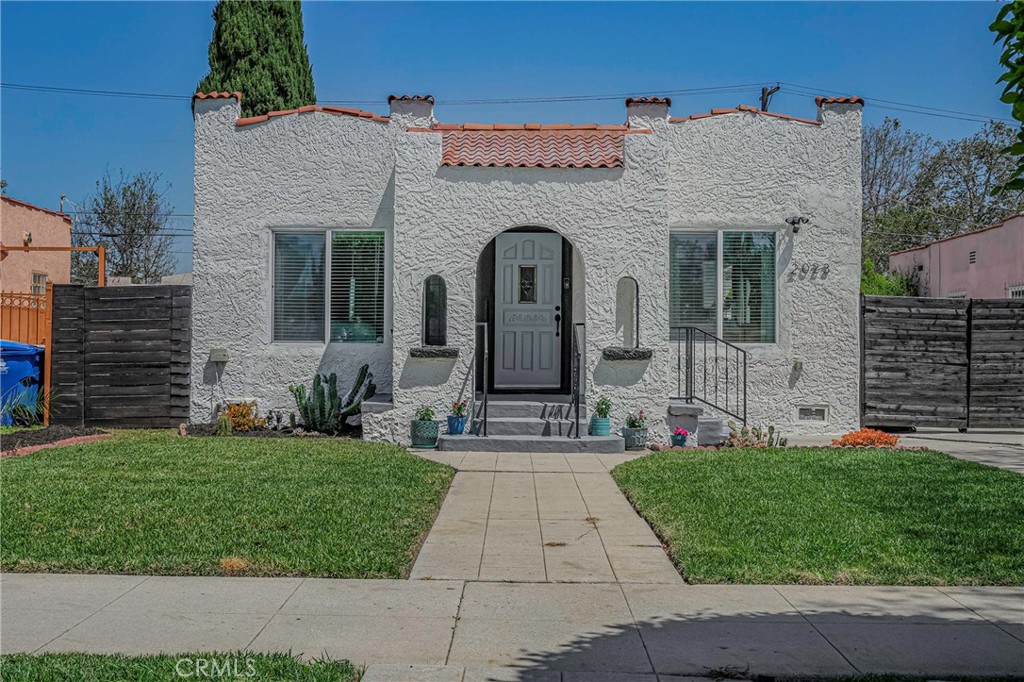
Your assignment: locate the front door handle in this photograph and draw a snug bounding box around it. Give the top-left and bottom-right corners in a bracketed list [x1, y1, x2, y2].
[554, 313, 562, 337]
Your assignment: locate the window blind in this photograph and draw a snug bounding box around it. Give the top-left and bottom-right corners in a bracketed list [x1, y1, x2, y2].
[723, 231, 776, 343]
[669, 232, 718, 338]
[273, 233, 325, 342]
[330, 231, 385, 343]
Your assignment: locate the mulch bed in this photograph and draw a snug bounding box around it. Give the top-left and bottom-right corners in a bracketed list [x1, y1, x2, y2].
[185, 423, 361, 439]
[1, 426, 105, 454]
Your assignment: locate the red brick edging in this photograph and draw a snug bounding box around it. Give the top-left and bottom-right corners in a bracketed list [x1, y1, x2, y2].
[1, 433, 112, 459]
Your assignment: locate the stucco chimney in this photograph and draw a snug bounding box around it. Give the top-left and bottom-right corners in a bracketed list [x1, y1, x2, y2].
[389, 94, 435, 129]
[815, 96, 865, 122]
[625, 97, 671, 129]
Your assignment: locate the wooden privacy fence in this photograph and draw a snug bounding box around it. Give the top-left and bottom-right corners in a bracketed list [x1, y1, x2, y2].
[0, 288, 51, 346]
[862, 295, 1024, 430]
[49, 285, 191, 428]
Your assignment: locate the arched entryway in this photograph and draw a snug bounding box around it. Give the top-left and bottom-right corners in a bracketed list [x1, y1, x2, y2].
[475, 226, 585, 394]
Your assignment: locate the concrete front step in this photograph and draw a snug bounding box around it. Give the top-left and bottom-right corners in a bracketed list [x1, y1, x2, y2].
[480, 416, 587, 437]
[437, 434, 624, 453]
[474, 399, 587, 420]
[698, 415, 731, 445]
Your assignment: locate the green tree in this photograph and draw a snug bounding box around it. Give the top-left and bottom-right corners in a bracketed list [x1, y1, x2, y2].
[991, 1, 1024, 192]
[197, 0, 316, 118]
[72, 171, 174, 285]
[861, 259, 917, 297]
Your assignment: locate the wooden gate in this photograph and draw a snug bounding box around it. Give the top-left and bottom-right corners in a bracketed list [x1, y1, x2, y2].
[49, 285, 191, 428]
[862, 296, 1024, 430]
[0, 288, 51, 346]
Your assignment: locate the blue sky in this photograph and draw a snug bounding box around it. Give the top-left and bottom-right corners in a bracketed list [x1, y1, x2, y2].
[0, 1, 1012, 273]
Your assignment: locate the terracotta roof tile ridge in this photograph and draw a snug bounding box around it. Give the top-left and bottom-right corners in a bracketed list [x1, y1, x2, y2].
[815, 96, 865, 106]
[388, 94, 435, 104]
[235, 104, 389, 127]
[193, 91, 243, 103]
[625, 96, 673, 106]
[1, 195, 73, 223]
[425, 123, 632, 132]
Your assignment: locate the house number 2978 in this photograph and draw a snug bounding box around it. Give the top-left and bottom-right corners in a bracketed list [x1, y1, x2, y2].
[788, 262, 830, 281]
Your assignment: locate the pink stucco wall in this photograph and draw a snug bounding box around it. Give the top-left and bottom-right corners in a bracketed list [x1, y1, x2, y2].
[0, 196, 72, 293]
[889, 215, 1024, 298]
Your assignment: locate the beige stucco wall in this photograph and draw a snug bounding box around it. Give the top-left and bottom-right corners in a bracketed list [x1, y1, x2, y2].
[0, 197, 72, 292]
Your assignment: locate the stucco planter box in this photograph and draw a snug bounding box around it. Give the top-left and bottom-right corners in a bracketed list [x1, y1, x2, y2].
[601, 347, 653, 361]
[409, 346, 459, 359]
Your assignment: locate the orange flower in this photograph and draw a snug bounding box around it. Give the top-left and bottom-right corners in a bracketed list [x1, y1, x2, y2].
[832, 428, 899, 448]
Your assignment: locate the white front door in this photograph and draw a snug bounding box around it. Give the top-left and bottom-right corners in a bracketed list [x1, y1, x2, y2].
[494, 232, 563, 389]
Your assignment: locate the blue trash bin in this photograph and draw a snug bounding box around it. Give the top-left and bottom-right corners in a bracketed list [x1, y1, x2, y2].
[0, 340, 44, 426]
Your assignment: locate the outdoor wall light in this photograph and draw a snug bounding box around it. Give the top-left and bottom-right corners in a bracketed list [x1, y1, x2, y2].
[785, 216, 810, 233]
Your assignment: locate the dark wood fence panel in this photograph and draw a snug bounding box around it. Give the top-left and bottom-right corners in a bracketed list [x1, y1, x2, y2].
[862, 296, 969, 429]
[49, 285, 191, 428]
[970, 299, 1024, 428]
[49, 286, 86, 426]
[861, 295, 1024, 430]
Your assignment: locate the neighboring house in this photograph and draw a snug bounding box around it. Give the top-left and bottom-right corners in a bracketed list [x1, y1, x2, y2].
[0, 195, 72, 293]
[191, 91, 864, 443]
[889, 214, 1024, 299]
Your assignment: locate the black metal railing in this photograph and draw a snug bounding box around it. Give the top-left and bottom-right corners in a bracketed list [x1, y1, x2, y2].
[671, 326, 747, 424]
[568, 323, 585, 438]
[473, 321, 489, 436]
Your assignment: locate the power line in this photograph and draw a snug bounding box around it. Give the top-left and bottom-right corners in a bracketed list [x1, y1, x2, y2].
[3, 80, 1014, 124]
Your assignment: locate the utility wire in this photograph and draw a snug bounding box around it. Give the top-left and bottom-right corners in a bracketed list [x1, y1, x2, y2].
[2, 80, 1013, 124]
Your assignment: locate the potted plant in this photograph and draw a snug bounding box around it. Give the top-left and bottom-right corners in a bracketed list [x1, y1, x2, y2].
[448, 400, 468, 435]
[671, 426, 689, 448]
[590, 395, 613, 436]
[410, 405, 439, 449]
[622, 409, 648, 450]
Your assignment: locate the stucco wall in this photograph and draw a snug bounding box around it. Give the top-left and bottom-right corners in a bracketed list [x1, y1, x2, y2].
[190, 98, 397, 422]
[664, 104, 863, 434]
[0, 198, 72, 291]
[889, 217, 1024, 298]
[192, 97, 862, 439]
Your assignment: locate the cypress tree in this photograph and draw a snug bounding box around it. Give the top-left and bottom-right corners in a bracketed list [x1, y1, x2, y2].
[197, 0, 316, 117]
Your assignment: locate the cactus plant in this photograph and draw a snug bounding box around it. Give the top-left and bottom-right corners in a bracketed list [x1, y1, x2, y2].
[215, 413, 232, 437]
[289, 365, 375, 434]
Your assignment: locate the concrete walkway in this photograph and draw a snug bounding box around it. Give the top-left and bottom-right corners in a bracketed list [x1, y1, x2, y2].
[411, 452, 681, 584]
[2, 574, 1022, 678]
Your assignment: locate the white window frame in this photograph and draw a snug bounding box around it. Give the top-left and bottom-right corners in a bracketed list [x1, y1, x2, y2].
[270, 227, 391, 346]
[31, 272, 47, 295]
[670, 227, 781, 346]
[1008, 284, 1024, 299]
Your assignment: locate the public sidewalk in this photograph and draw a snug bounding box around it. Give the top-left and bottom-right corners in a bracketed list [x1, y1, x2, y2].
[2, 574, 1022, 678]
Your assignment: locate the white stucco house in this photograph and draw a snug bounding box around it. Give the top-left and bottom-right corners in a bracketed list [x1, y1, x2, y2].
[191, 91, 863, 449]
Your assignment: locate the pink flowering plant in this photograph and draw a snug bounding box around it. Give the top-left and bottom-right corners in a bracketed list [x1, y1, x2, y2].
[625, 409, 646, 429]
[673, 426, 689, 437]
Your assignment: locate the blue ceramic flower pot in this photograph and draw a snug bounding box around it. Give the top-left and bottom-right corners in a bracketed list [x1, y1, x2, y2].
[447, 415, 466, 435]
[590, 417, 612, 436]
[410, 419, 440, 448]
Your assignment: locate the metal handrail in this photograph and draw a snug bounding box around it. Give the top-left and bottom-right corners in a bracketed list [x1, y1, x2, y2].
[671, 325, 747, 424]
[475, 321, 489, 437]
[569, 323, 585, 438]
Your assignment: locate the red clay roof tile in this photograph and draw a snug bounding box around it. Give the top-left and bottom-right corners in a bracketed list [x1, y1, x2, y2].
[815, 96, 865, 107]
[192, 91, 243, 102]
[670, 104, 820, 126]
[625, 96, 672, 106]
[234, 105, 389, 127]
[387, 94, 435, 104]
[1, 195, 72, 224]
[437, 129, 627, 169]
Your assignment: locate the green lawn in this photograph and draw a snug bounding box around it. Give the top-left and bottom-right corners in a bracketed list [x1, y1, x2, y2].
[612, 448, 1024, 585]
[0, 652, 357, 681]
[1, 432, 453, 578]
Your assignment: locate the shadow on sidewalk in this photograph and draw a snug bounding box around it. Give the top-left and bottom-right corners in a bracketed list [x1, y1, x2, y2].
[461, 591, 1024, 679]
